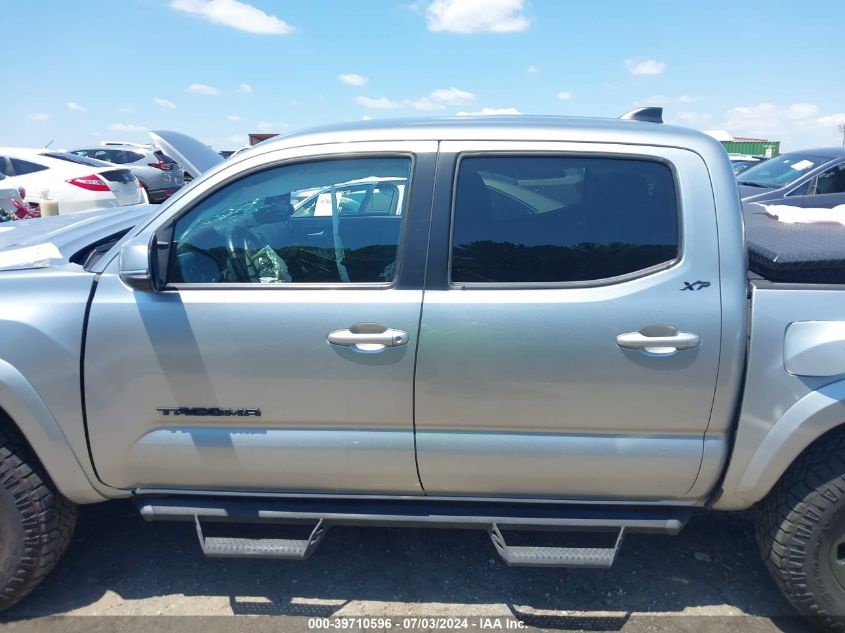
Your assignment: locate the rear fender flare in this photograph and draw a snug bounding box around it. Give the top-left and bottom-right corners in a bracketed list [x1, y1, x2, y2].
[734, 379, 845, 503]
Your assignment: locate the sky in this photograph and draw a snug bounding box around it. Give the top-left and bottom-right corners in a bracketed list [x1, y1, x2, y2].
[2, 0, 843, 152]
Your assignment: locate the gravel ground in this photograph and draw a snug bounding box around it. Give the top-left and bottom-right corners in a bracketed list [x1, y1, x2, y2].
[0, 500, 817, 632]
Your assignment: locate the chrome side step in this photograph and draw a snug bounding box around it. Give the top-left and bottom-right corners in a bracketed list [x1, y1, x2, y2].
[489, 524, 625, 568]
[194, 516, 327, 560]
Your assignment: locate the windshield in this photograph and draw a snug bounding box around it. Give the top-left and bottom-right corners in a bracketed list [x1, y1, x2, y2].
[738, 153, 828, 188]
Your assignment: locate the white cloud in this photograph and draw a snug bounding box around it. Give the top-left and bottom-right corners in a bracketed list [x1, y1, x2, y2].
[556, 91, 573, 100]
[362, 115, 373, 120]
[817, 112, 845, 127]
[237, 82, 252, 93]
[672, 111, 713, 127]
[355, 96, 404, 109]
[227, 114, 241, 121]
[675, 102, 845, 151]
[338, 73, 368, 86]
[456, 107, 521, 116]
[625, 59, 667, 75]
[357, 88, 475, 111]
[411, 87, 475, 110]
[426, 0, 530, 33]
[108, 123, 149, 132]
[66, 102, 85, 111]
[154, 98, 176, 109]
[428, 87, 475, 104]
[526, 65, 538, 74]
[169, 0, 295, 34]
[787, 103, 819, 119]
[29, 113, 49, 121]
[186, 83, 220, 95]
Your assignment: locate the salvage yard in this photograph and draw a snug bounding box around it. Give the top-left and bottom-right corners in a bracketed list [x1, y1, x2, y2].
[2, 502, 812, 632]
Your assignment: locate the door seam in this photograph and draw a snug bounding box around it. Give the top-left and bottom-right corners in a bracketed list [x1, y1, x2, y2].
[411, 142, 440, 495]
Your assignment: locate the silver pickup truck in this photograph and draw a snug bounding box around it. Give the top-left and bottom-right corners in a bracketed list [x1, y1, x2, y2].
[1, 111, 844, 629]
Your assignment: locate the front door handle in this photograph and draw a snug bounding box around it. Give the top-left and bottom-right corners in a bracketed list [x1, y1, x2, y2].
[327, 323, 409, 351]
[616, 326, 700, 356]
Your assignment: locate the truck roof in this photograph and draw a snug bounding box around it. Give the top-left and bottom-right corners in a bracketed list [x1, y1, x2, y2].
[251, 115, 726, 156]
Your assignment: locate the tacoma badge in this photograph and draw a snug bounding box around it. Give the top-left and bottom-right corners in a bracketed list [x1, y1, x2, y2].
[157, 407, 261, 417]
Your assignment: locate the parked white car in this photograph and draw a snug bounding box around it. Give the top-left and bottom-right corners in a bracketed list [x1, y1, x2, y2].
[0, 148, 145, 214]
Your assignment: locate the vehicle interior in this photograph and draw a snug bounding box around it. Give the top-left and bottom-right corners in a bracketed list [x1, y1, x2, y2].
[168, 158, 410, 285]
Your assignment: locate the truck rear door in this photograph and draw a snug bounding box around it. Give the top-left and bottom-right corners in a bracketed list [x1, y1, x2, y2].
[414, 141, 722, 500]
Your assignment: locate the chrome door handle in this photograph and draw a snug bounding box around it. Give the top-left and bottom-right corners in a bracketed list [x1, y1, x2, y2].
[616, 326, 700, 356]
[327, 323, 409, 351]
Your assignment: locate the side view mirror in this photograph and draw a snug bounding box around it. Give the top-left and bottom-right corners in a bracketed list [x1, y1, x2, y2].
[119, 233, 156, 291]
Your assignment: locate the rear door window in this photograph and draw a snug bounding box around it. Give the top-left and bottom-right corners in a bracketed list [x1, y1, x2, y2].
[814, 163, 845, 195]
[450, 155, 679, 284]
[9, 157, 48, 176]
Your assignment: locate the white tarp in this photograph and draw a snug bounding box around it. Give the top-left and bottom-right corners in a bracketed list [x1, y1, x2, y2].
[764, 203, 845, 225]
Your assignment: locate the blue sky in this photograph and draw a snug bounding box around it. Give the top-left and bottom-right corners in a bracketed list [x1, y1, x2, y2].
[3, 0, 843, 151]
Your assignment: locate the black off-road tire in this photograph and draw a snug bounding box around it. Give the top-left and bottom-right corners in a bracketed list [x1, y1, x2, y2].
[0, 425, 77, 611]
[757, 430, 845, 631]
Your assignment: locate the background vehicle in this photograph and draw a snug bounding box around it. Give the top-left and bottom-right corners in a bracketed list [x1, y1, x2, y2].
[728, 153, 766, 176]
[292, 177, 407, 217]
[148, 130, 224, 182]
[69, 143, 183, 203]
[0, 148, 145, 214]
[6, 113, 845, 630]
[737, 147, 845, 207]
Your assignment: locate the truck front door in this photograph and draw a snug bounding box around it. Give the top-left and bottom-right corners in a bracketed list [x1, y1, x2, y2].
[84, 142, 436, 494]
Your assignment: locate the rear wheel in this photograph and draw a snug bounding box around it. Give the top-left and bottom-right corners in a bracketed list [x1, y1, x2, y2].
[757, 430, 845, 631]
[0, 426, 77, 610]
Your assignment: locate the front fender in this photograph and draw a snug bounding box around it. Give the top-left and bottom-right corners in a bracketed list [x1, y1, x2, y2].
[716, 379, 845, 509]
[0, 358, 106, 503]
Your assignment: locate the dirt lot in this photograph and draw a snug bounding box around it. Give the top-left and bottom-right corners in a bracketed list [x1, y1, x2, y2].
[0, 500, 817, 632]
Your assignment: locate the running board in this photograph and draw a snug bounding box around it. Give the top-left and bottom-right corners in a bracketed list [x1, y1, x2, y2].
[137, 496, 690, 534]
[194, 516, 327, 560]
[489, 523, 625, 568]
[138, 497, 688, 565]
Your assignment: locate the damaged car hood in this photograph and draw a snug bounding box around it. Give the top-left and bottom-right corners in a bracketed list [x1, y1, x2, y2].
[149, 130, 223, 180]
[0, 205, 156, 270]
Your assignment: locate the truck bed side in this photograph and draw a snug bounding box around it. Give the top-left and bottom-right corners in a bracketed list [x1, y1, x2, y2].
[715, 280, 845, 509]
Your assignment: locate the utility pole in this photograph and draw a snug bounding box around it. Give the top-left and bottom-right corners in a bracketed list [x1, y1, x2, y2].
[840, 123, 845, 146]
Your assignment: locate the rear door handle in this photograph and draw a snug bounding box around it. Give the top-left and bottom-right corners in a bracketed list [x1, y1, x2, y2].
[616, 326, 700, 356]
[327, 323, 409, 352]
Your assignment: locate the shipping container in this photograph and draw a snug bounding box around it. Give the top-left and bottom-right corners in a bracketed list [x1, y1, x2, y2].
[721, 140, 780, 157]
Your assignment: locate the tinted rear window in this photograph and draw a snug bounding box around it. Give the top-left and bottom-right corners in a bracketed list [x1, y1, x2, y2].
[9, 157, 48, 175]
[451, 155, 679, 284]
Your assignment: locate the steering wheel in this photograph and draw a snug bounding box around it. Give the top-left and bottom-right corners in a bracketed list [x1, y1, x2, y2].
[225, 225, 263, 281]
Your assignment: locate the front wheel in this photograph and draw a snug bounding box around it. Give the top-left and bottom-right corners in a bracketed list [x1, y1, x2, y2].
[757, 431, 845, 631]
[0, 425, 77, 610]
